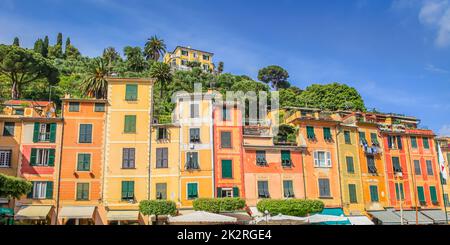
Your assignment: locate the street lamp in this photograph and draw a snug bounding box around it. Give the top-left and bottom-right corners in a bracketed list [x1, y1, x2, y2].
[395, 172, 404, 225]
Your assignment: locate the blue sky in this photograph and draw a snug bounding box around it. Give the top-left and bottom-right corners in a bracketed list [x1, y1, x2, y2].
[0, 0, 449, 135]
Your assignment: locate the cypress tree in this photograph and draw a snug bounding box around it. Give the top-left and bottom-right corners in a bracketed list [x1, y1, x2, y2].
[12, 37, 20, 46]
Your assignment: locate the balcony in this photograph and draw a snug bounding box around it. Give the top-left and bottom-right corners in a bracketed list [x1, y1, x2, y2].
[243, 126, 270, 136]
[273, 135, 297, 146]
[362, 145, 382, 155]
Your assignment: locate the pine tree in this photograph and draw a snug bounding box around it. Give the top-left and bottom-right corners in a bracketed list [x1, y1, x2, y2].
[12, 37, 20, 46]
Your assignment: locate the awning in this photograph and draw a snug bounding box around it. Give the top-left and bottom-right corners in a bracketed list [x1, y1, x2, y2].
[368, 210, 405, 225]
[308, 214, 349, 224]
[420, 210, 449, 224]
[107, 210, 140, 221]
[0, 208, 14, 216]
[318, 208, 351, 225]
[253, 214, 308, 225]
[59, 206, 95, 219]
[348, 216, 374, 225]
[168, 211, 237, 224]
[394, 210, 433, 225]
[15, 205, 52, 220]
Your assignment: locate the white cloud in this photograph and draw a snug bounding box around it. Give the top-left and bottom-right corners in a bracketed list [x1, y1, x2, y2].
[425, 64, 449, 73]
[439, 124, 450, 136]
[419, 0, 450, 47]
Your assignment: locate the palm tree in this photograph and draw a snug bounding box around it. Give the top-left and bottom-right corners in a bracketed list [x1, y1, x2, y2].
[144, 36, 167, 61]
[80, 58, 108, 99]
[102, 47, 120, 73]
[149, 62, 172, 97]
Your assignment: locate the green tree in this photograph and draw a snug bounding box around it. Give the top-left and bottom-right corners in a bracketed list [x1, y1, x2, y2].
[298, 82, 366, 111]
[257, 65, 290, 90]
[0, 173, 32, 200]
[279, 86, 302, 107]
[217, 61, 224, 74]
[48, 33, 64, 58]
[43, 36, 49, 57]
[103, 47, 120, 65]
[144, 35, 167, 61]
[12, 37, 20, 46]
[186, 61, 201, 68]
[80, 58, 108, 99]
[149, 62, 172, 97]
[139, 200, 177, 225]
[123, 46, 146, 72]
[33, 38, 46, 56]
[0, 45, 59, 99]
[64, 37, 81, 60]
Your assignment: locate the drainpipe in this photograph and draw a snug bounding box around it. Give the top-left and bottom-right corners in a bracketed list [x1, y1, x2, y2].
[55, 105, 65, 225]
[335, 124, 345, 209]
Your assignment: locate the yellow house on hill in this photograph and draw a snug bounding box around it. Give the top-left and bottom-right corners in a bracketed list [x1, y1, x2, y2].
[163, 46, 214, 72]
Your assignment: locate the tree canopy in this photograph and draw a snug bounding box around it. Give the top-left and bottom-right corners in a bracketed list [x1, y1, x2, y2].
[258, 65, 290, 90]
[0, 173, 32, 199]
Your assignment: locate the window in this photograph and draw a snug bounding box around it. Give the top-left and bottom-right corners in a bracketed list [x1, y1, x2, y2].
[186, 152, 199, 170]
[202, 64, 209, 71]
[346, 156, 354, 174]
[283, 180, 294, 198]
[314, 151, 332, 167]
[220, 131, 232, 148]
[388, 135, 402, 149]
[221, 160, 233, 178]
[121, 181, 134, 201]
[348, 184, 357, 203]
[323, 127, 332, 141]
[181, 59, 188, 65]
[344, 131, 351, 144]
[222, 106, 230, 121]
[77, 153, 91, 171]
[33, 123, 56, 143]
[426, 160, 434, 176]
[281, 150, 292, 167]
[369, 185, 379, 202]
[257, 181, 269, 198]
[392, 157, 402, 173]
[69, 102, 80, 112]
[367, 155, 377, 174]
[79, 124, 92, 143]
[125, 84, 138, 101]
[306, 126, 315, 139]
[395, 183, 404, 201]
[3, 122, 14, 136]
[444, 194, 450, 207]
[318, 178, 331, 197]
[30, 148, 55, 166]
[76, 183, 89, 201]
[94, 103, 105, 112]
[414, 160, 421, 175]
[190, 103, 199, 118]
[417, 186, 426, 205]
[187, 183, 198, 199]
[0, 150, 11, 168]
[423, 137, 430, 149]
[189, 128, 200, 143]
[156, 127, 168, 140]
[156, 183, 167, 199]
[218, 188, 233, 198]
[14, 109, 24, 115]
[256, 151, 267, 166]
[192, 52, 197, 58]
[156, 148, 168, 168]
[181, 50, 189, 56]
[202, 54, 209, 60]
[359, 132, 367, 144]
[411, 136, 418, 149]
[30, 181, 52, 199]
[430, 186, 438, 205]
[122, 148, 135, 169]
[370, 133, 379, 145]
[124, 115, 136, 133]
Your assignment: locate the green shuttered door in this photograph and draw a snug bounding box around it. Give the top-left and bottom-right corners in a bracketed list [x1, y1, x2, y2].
[221, 160, 232, 178]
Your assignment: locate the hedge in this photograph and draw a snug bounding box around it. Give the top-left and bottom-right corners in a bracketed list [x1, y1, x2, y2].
[139, 200, 177, 216]
[0, 173, 32, 199]
[256, 199, 324, 217]
[193, 198, 246, 213]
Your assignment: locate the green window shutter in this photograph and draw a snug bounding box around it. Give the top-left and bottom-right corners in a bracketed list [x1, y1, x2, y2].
[121, 181, 128, 199]
[33, 122, 40, 143]
[46, 181, 53, 199]
[411, 137, 418, 148]
[369, 185, 379, 202]
[281, 150, 291, 161]
[221, 160, 232, 178]
[233, 187, 239, 197]
[306, 126, 315, 139]
[124, 115, 136, 133]
[47, 149, 55, 166]
[423, 137, 430, 149]
[344, 131, 351, 144]
[27, 182, 34, 198]
[417, 186, 425, 204]
[323, 127, 332, 140]
[359, 132, 367, 144]
[217, 187, 222, 198]
[220, 132, 232, 148]
[125, 84, 138, 101]
[49, 123, 57, 143]
[396, 183, 404, 200]
[128, 181, 135, 198]
[346, 156, 354, 173]
[397, 136, 403, 149]
[30, 148, 37, 166]
[348, 184, 357, 203]
[430, 186, 438, 204]
[76, 183, 82, 200]
[370, 133, 379, 145]
[188, 183, 198, 199]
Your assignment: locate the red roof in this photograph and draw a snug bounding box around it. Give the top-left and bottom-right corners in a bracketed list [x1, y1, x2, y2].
[4, 100, 51, 107]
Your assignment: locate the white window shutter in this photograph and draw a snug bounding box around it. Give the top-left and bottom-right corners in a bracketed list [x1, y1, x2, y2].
[326, 152, 332, 167]
[314, 151, 318, 167]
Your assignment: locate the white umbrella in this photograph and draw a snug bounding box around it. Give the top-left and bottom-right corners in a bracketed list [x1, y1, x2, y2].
[253, 213, 308, 225]
[307, 214, 349, 224]
[168, 211, 237, 224]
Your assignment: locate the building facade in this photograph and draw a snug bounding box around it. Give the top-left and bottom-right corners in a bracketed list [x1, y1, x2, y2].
[163, 46, 214, 72]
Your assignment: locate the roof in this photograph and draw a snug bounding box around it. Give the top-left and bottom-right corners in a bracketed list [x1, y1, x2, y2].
[59, 206, 96, 219]
[395, 210, 433, 225]
[368, 210, 405, 225]
[107, 210, 140, 221]
[15, 205, 53, 220]
[171, 46, 214, 55]
[420, 209, 448, 224]
[4, 100, 52, 107]
[61, 98, 108, 103]
[168, 211, 237, 224]
[105, 77, 155, 83]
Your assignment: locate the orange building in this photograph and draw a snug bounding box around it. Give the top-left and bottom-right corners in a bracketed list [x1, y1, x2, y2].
[57, 98, 108, 225]
[213, 101, 244, 198]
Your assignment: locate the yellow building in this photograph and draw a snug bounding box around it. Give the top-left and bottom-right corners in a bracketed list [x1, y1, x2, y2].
[102, 77, 154, 225]
[150, 123, 181, 206]
[163, 46, 214, 72]
[173, 92, 215, 208]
